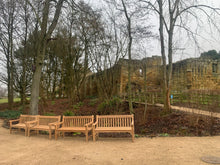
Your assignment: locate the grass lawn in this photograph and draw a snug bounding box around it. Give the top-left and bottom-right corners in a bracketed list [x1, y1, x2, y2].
[0, 98, 30, 104]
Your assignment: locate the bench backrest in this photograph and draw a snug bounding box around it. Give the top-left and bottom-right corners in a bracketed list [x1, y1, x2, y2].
[19, 115, 38, 124]
[63, 115, 94, 127]
[96, 115, 134, 127]
[38, 116, 61, 125]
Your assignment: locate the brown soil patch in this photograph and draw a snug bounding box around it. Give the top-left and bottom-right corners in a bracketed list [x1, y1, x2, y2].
[1, 99, 220, 137]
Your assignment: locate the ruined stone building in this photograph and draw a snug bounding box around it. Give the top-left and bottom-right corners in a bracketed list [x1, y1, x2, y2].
[83, 56, 220, 98]
[83, 56, 162, 98]
[172, 58, 220, 90]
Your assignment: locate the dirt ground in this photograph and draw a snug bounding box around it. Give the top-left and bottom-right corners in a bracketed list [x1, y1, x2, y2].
[1, 120, 220, 165]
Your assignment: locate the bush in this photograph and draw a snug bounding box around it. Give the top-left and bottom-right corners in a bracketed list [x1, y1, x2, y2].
[63, 110, 74, 116]
[73, 102, 84, 110]
[51, 100, 55, 105]
[97, 97, 121, 115]
[0, 110, 21, 119]
[88, 99, 98, 106]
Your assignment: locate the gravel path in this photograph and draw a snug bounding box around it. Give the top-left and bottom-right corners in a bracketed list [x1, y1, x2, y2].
[156, 103, 220, 118]
[1, 119, 220, 165]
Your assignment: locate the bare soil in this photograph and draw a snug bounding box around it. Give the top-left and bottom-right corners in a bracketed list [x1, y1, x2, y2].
[1, 119, 220, 165]
[1, 98, 220, 137]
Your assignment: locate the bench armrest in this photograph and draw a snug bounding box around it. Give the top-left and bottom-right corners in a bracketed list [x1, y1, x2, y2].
[48, 121, 60, 126]
[25, 120, 38, 127]
[48, 121, 62, 129]
[9, 119, 20, 124]
[93, 120, 98, 128]
[51, 121, 63, 129]
[85, 121, 93, 127]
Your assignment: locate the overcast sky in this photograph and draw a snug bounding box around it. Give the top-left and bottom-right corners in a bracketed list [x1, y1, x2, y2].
[87, 0, 220, 62]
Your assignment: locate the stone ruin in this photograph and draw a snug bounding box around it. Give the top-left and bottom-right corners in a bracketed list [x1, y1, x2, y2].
[82, 56, 220, 98]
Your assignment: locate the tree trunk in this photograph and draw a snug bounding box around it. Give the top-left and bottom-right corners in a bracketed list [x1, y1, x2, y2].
[29, 0, 64, 114]
[30, 41, 46, 115]
[121, 0, 133, 114]
[143, 63, 147, 119]
[158, 0, 171, 113]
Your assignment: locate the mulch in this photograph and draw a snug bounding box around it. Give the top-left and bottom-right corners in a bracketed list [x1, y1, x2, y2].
[1, 98, 220, 137]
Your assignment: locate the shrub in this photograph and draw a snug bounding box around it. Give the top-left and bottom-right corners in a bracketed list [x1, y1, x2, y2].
[97, 97, 121, 115]
[51, 101, 55, 105]
[63, 110, 75, 116]
[88, 99, 98, 106]
[73, 102, 84, 110]
[0, 110, 21, 119]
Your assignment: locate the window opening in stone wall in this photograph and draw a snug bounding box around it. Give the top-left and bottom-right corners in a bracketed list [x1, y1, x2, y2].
[139, 68, 143, 76]
[212, 64, 217, 73]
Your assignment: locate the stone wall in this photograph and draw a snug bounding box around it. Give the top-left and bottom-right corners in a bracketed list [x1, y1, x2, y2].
[83, 56, 162, 98]
[82, 55, 220, 99]
[118, 56, 162, 96]
[172, 58, 220, 90]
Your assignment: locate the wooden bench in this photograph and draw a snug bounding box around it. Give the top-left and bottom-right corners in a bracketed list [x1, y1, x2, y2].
[93, 115, 135, 142]
[26, 115, 61, 139]
[55, 115, 94, 142]
[9, 115, 38, 136]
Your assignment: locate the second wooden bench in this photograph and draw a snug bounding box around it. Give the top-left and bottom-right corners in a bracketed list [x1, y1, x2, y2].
[54, 115, 94, 142]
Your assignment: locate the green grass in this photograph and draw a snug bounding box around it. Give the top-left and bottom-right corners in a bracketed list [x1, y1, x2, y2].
[0, 98, 30, 104]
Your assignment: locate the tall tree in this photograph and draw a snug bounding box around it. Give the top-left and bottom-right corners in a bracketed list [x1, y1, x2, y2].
[29, 0, 64, 115]
[121, 0, 134, 114]
[0, 0, 17, 109]
[105, 0, 153, 113]
[141, 0, 220, 112]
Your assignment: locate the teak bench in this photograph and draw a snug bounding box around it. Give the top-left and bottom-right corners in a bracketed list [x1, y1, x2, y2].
[54, 115, 94, 142]
[26, 115, 61, 139]
[93, 115, 135, 142]
[9, 115, 38, 136]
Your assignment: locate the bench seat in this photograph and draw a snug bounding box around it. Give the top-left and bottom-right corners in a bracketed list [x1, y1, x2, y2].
[57, 127, 93, 131]
[31, 125, 56, 130]
[11, 123, 26, 128]
[95, 127, 132, 132]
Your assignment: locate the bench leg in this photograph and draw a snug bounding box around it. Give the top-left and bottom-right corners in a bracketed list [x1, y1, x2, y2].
[25, 127, 27, 136]
[93, 130, 96, 141]
[28, 129, 30, 137]
[85, 131, 88, 142]
[55, 130, 58, 140]
[62, 131, 65, 138]
[132, 132, 134, 142]
[49, 130, 52, 140]
[18, 128, 21, 132]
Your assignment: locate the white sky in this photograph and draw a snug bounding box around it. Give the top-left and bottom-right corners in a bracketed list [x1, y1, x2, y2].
[87, 0, 220, 62]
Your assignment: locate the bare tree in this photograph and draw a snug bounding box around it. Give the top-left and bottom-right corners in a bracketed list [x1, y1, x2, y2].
[0, 0, 18, 109]
[121, 0, 134, 113]
[104, 0, 153, 113]
[28, 0, 65, 115]
[141, 0, 220, 112]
